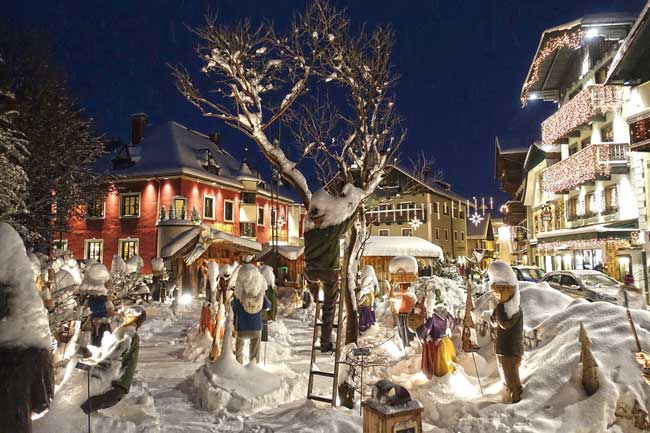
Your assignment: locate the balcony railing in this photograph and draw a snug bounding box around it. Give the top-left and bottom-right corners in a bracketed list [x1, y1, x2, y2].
[541, 85, 624, 144]
[366, 206, 427, 224]
[541, 143, 630, 194]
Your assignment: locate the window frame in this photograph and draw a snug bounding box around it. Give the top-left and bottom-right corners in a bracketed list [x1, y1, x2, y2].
[378, 229, 390, 237]
[203, 194, 215, 220]
[86, 196, 106, 219]
[119, 192, 141, 218]
[240, 222, 256, 238]
[257, 206, 265, 226]
[173, 196, 187, 219]
[118, 238, 139, 261]
[84, 239, 103, 262]
[454, 230, 458, 241]
[401, 228, 413, 237]
[223, 199, 234, 222]
[435, 228, 440, 239]
[444, 229, 449, 240]
[460, 231, 465, 241]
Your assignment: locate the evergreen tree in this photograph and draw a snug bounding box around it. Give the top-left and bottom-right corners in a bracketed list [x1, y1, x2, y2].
[0, 54, 28, 232]
[0, 27, 107, 252]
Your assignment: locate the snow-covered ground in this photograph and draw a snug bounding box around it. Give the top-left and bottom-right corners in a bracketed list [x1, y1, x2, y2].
[34, 279, 650, 433]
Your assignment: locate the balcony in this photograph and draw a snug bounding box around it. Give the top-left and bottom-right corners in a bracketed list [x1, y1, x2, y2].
[541, 143, 630, 194]
[541, 85, 624, 145]
[366, 206, 427, 225]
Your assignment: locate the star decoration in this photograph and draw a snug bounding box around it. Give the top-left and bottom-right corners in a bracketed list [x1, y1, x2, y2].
[409, 217, 423, 231]
[469, 212, 484, 227]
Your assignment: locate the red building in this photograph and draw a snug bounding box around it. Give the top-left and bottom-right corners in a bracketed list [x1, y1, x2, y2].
[64, 114, 297, 286]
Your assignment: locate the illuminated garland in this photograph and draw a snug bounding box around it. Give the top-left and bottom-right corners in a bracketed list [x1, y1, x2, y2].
[538, 238, 630, 254]
[541, 144, 611, 193]
[521, 28, 583, 106]
[541, 85, 624, 144]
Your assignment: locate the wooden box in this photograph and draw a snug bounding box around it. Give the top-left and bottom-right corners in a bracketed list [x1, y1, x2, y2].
[362, 399, 423, 433]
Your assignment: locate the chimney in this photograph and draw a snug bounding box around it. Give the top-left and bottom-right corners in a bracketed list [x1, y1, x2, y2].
[210, 131, 222, 148]
[131, 113, 147, 144]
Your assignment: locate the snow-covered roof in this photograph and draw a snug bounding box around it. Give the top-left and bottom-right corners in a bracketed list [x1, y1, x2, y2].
[467, 213, 493, 240]
[97, 121, 243, 180]
[257, 245, 305, 261]
[363, 236, 443, 258]
[160, 226, 261, 260]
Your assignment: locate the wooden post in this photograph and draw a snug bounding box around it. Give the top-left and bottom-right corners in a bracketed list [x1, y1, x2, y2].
[579, 322, 599, 396]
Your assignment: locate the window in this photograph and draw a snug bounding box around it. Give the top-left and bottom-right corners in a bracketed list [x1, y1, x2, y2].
[378, 229, 390, 236]
[460, 231, 465, 241]
[119, 239, 138, 261]
[401, 228, 413, 237]
[443, 202, 449, 215]
[601, 123, 614, 142]
[435, 228, 439, 239]
[85, 240, 103, 262]
[433, 203, 440, 214]
[173, 196, 187, 219]
[586, 193, 596, 216]
[454, 231, 458, 241]
[120, 193, 140, 217]
[240, 222, 256, 238]
[52, 240, 68, 255]
[452, 208, 458, 219]
[224, 200, 234, 222]
[605, 186, 618, 212]
[459, 210, 465, 220]
[444, 229, 449, 240]
[87, 197, 105, 218]
[257, 206, 265, 226]
[203, 195, 215, 219]
[560, 275, 578, 287]
[270, 208, 277, 227]
[397, 202, 416, 220]
[241, 192, 256, 204]
[567, 198, 578, 220]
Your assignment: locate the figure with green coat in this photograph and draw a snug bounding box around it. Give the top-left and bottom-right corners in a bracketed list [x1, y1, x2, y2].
[303, 185, 364, 353]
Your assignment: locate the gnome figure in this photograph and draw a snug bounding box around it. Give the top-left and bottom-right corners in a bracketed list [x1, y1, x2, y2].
[488, 260, 524, 403]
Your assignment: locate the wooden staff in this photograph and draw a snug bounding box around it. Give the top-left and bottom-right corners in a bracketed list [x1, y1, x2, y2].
[627, 309, 643, 353]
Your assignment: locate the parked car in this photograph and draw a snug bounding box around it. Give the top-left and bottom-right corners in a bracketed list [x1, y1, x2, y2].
[541, 270, 646, 309]
[512, 266, 546, 283]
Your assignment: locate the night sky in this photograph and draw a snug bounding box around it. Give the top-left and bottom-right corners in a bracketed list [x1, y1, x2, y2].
[5, 0, 645, 205]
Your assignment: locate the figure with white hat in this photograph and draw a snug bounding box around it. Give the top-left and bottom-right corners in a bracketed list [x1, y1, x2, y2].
[488, 260, 524, 403]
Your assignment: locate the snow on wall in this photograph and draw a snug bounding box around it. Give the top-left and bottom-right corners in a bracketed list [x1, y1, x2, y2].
[0, 223, 52, 350]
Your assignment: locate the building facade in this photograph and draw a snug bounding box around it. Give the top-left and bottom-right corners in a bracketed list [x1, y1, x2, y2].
[64, 114, 297, 276]
[366, 166, 472, 261]
[506, 11, 650, 287]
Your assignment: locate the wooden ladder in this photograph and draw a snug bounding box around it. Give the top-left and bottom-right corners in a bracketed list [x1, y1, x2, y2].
[306, 285, 345, 406]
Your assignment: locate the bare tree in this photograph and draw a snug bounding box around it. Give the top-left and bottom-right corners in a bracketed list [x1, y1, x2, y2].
[173, 0, 406, 345]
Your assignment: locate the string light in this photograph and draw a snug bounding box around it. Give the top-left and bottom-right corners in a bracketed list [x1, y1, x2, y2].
[541, 144, 612, 193]
[541, 85, 624, 144]
[538, 238, 630, 254]
[522, 28, 584, 105]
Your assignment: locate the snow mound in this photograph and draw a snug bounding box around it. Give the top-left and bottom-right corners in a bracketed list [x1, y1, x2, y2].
[182, 326, 213, 362]
[138, 302, 177, 341]
[519, 283, 574, 330]
[189, 312, 304, 414]
[80, 263, 110, 294]
[241, 400, 362, 432]
[417, 289, 650, 432]
[304, 183, 364, 231]
[151, 257, 165, 273]
[126, 255, 144, 274]
[0, 222, 52, 349]
[389, 255, 418, 274]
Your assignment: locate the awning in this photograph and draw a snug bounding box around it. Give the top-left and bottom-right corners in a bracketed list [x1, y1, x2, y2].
[160, 224, 262, 265]
[362, 236, 443, 258]
[536, 220, 638, 243]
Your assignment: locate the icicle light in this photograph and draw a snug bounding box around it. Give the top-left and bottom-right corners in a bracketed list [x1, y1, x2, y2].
[541, 144, 612, 193]
[522, 28, 584, 105]
[541, 85, 624, 144]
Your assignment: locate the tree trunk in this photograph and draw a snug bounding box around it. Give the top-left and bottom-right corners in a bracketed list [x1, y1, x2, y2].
[343, 224, 359, 345]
